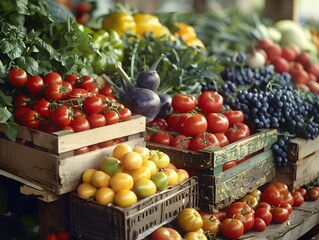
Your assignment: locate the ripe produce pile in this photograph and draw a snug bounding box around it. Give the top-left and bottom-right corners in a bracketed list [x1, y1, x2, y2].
[76, 144, 190, 208]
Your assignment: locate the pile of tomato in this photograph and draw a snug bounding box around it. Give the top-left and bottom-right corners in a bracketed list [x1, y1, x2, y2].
[150, 181, 319, 240]
[147, 91, 250, 151]
[8, 68, 132, 134]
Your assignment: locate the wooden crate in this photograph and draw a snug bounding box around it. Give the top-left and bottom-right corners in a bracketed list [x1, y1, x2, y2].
[0, 115, 146, 195]
[147, 129, 277, 211]
[276, 135, 319, 190]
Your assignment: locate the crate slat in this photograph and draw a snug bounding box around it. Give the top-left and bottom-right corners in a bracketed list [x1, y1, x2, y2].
[288, 135, 319, 162]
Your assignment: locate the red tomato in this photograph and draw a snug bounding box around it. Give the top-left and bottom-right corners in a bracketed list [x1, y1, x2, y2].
[83, 96, 103, 114]
[64, 73, 79, 87]
[51, 106, 72, 128]
[280, 202, 292, 214]
[254, 208, 272, 225]
[306, 188, 319, 201]
[8, 68, 28, 87]
[226, 201, 255, 232]
[100, 84, 114, 97]
[44, 72, 63, 85]
[98, 139, 114, 148]
[60, 81, 73, 100]
[254, 218, 267, 232]
[190, 132, 220, 151]
[171, 135, 191, 150]
[214, 132, 229, 147]
[179, 113, 207, 137]
[69, 88, 90, 98]
[151, 227, 182, 240]
[45, 233, 58, 240]
[151, 131, 173, 145]
[224, 122, 250, 143]
[45, 83, 63, 100]
[14, 94, 31, 108]
[22, 110, 41, 129]
[198, 91, 223, 114]
[166, 113, 182, 132]
[87, 113, 106, 128]
[148, 118, 168, 131]
[14, 107, 30, 124]
[118, 107, 132, 121]
[270, 207, 290, 223]
[222, 160, 236, 171]
[223, 110, 244, 127]
[74, 146, 90, 155]
[256, 202, 271, 211]
[32, 98, 50, 119]
[77, 75, 95, 90]
[104, 110, 120, 125]
[292, 191, 305, 207]
[220, 218, 244, 239]
[295, 188, 307, 198]
[171, 93, 196, 113]
[206, 113, 229, 133]
[57, 230, 70, 240]
[281, 192, 294, 206]
[26, 75, 44, 94]
[272, 182, 289, 195]
[69, 116, 90, 132]
[261, 185, 282, 207]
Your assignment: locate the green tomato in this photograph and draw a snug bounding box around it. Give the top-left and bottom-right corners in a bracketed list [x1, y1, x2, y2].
[151, 171, 169, 191]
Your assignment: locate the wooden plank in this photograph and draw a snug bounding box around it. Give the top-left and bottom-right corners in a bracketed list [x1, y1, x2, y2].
[263, 0, 298, 22]
[288, 135, 319, 162]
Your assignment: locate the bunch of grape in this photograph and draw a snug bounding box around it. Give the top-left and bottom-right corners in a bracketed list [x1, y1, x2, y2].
[271, 135, 291, 167]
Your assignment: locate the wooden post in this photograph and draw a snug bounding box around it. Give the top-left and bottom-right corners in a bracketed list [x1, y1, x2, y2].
[263, 0, 299, 21]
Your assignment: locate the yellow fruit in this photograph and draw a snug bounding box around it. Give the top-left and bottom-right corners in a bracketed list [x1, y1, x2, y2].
[91, 170, 111, 188]
[149, 150, 170, 169]
[100, 156, 122, 177]
[110, 172, 134, 192]
[95, 187, 115, 205]
[120, 151, 143, 171]
[142, 160, 158, 176]
[114, 189, 137, 208]
[134, 178, 157, 199]
[112, 143, 132, 159]
[133, 146, 150, 162]
[176, 169, 190, 183]
[77, 182, 97, 199]
[81, 168, 97, 183]
[130, 167, 151, 182]
[162, 168, 179, 186]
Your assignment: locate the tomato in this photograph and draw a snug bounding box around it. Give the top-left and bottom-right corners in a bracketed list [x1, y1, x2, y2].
[100, 84, 114, 97]
[151, 227, 182, 240]
[272, 182, 289, 195]
[45, 83, 63, 100]
[281, 192, 294, 206]
[306, 188, 319, 201]
[223, 110, 244, 127]
[249, 188, 262, 202]
[151, 131, 173, 145]
[57, 230, 70, 240]
[171, 93, 196, 113]
[261, 185, 282, 207]
[74, 146, 90, 155]
[8, 68, 28, 87]
[189, 132, 220, 151]
[69, 116, 90, 132]
[171, 135, 191, 150]
[83, 96, 103, 114]
[149, 150, 170, 169]
[87, 113, 106, 128]
[239, 194, 259, 210]
[292, 191, 305, 207]
[222, 160, 236, 171]
[256, 202, 271, 211]
[51, 106, 72, 128]
[270, 207, 290, 223]
[198, 91, 223, 114]
[202, 217, 221, 235]
[44, 72, 63, 85]
[177, 208, 203, 232]
[254, 207, 272, 225]
[121, 151, 143, 171]
[69, 88, 90, 98]
[220, 218, 244, 239]
[32, 98, 50, 119]
[45, 233, 58, 240]
[114, 189, 137, 207]
[134, 178, 157, 199]
[64, 73, 79, 87]
[226, 201, 255, 232]
[254, 218, 267, 232]
[110, 172, 134, 192]
[206, 113, 229, 133]
[213, 211, 227, 222]
[14, 94, 31, 108]
[14, 107, 30, 124]
[26, 75, 44, 94]
[179, 113, 208, 137]
[224, 122, 250, 143]
[166, 113, 182, 132]
[214, 132, 229, 147]
[118, 107, 132, 121]
[183, 231, 207, 240]
[148, 118, 168, 131]
[280, 202, 292, 214]
[161, 168, 179, 186]
[77, 182, 97, 199]
[295, 188, 307, 198]
[78, 75, 95, 90]
[22, 110, 41, 129]
[60, 81, 73, 99]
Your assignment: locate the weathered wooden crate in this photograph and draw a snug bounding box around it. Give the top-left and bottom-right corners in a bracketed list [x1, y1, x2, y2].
[147, 129, 277, 211]
[276, 135, 319, 190]
[0, 115, 146, 195]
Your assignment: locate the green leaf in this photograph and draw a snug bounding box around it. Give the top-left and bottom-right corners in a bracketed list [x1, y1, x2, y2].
[0, 91, 13, 107]
[0, 106, 11, 123]
[4, 122, 18, 142]
[16, 0, 28, 15]
[7, 43, 24, 60]
[0, 61, 6, 77]
[16, 56, 39, 75]
[0, 39, 16, 54]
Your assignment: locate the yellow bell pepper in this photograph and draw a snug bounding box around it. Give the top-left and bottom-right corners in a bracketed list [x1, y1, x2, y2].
[102, 12, 137, 36]
[134, 13, 171, 37]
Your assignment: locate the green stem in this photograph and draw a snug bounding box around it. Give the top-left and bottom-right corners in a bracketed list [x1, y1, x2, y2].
[150, 53, 165, 71]
[116, 62, 135, 90]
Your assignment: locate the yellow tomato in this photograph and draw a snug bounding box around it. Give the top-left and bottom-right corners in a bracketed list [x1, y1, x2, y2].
[90, 170, 111, 188]
[142, 160, 158, 176]
[161, 168, 179, 186]
[110, 172, 134, 192]
[95, 187, 115, 205]
[81, 168, 97, 183]
[177, 208, 204, 233]
[114, 189, 137, 207]
[130, 167, 151, 182]
[133, 146, 150, 162]
[176, 169, 189, 183]
[134, 178, 157, 199]
[149, 150, 170, 169]
[100, 156, 122, 177]
[151, 171, 169, 191]
[112, 143, 132, 159]
[120, 151, 143, 171]
[77, 182, 97, 199]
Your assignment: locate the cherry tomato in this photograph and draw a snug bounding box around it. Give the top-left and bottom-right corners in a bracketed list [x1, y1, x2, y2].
[104, 110, 120, 125]
[51, 106, 72, 128]
[254, 218, 267, 232]
[254, 207, 272, 225]
[220, 218, 244, 239]
[83, 96, 103, 114]
[214, 132, 229, 147]
[26, 75, 44, 94]
[87, 113, 106, 128]
[171, 135, 191, 150]
[151, 227, 182, 240]
[14, 94, 31, 108]
[32, 98, 50, 119]
[224, 122, 250, 143]
[270, 207, 290, 223]
[292, 191, 305, 207]
[69, 116, 90, 132]
[225, 201, 255, 232]
[295, 188, 307, 198]
[22, 110, 41, 129]
[60, 81, 73, 100]
[171, 93, 196, 113]
[206, 113, 229, 133]
[151, 131, 173, 145]
[198, 91, 223, 114]
[306, 188, 319, 201]
[44, 72, 63, 85]
[179, 113, 207, 137]
[69, 88, 90, 98]
[223, 110, 244, 127]
[190, 132, 220, 151]
[64, 73, 79, 87]
[14, 107, 30, 124]
[148, 118, 168, 131]
[100, 84, 114, 97]
[8, 68, 28, 87]
[45, 83, 63, 100]
[166, 113, 182, 132]
[78, 75, 95, 90]
[118, 107, 132, 121]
